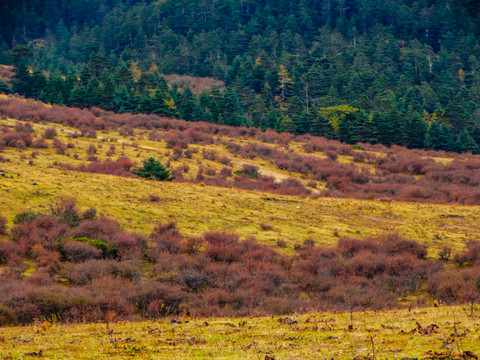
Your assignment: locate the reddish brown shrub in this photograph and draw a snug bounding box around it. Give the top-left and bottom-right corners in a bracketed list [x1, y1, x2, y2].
[150, 222, 184, 255]
[241, 164, 260, 179]
[53, 139, 67, 154]
[0, 129, 33, 148]
[0, 215, 6, 234]
[58, 157, 135, 177]
[10, 215, 69, 255]
[324, 150, 338, 161]
[42, 127, 57, 139]
[165, 130, 189, 149]
[220, 167, 232, 178]
[454, 240, 480, 265]
[219, 156, 232, 166]
[61, 240, 103, 262]
[202, 149, 216, 161]
[204, 232, 243, 263]
[32, 138, 48, 148]
[86, 144, 97, 155]
[259, 223, 273, 231]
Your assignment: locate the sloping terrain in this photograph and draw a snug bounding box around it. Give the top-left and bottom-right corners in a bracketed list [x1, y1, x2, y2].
[1, 96, 480, 254]
[2, 96, 480, 358]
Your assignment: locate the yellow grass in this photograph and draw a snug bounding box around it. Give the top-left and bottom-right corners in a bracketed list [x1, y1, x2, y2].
[1, 305, 479, 359]
[0, 118, 479, 257]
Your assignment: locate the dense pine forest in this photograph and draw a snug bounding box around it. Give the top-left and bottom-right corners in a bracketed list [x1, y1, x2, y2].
[1, 0, 480, 152]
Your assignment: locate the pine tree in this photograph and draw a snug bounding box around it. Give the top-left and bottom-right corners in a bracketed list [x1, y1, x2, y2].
[278, 115, 296, 133]
[456, 130, 479, 153]
[11, 46, 33, 97]
[132, 158, 174, 181]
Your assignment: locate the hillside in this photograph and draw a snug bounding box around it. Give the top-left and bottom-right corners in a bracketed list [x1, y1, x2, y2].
[1, 95, 480, 317]
[1, 95, 480, 253]
[2, 96, 480, 357]
[3, 0, 480, 357]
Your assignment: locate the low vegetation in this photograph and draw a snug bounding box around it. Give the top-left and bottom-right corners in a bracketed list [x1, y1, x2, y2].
[1, 96, 480, 357]
[1, 200, 480, 326]
[1, 306, 480, 359]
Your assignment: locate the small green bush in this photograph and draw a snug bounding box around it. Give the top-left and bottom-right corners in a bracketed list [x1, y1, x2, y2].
[0, 303, 17, 326]
[12, 211, 39, 224]
[73, 237, 118, 258]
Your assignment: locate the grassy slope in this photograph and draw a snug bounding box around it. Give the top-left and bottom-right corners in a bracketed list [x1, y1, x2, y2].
[2, 107, 480, 357]
[1, 305, 479, 359]
[0, 117, 479, 256]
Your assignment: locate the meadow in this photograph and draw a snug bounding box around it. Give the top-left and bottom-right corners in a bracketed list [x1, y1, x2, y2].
[2, 96, 480, 358]
[1, 306, 480, 359]
[1, 104, 480, 256]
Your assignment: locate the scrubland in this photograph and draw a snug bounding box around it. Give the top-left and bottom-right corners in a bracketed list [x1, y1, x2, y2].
[2, 96, 480, 358]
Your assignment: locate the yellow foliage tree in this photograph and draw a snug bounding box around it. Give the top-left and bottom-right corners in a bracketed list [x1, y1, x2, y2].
[130, 62, 142, 82]
[458, 68, 466, 83]
[277, 65, 293, 109]
[318, 105, 359, 132]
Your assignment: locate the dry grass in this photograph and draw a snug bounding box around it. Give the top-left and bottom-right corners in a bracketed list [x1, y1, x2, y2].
[1, 305, 479, 359]
[0, 118, 479, 257]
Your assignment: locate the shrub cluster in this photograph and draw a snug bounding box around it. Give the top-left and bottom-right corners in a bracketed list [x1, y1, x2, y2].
[5, 96, 480, 203]
[57, 157, 135, 177]
[229, 139, 480, 204]
[1, 202, 479, 325]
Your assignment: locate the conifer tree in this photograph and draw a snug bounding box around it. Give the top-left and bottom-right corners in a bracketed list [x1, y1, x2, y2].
[132, 158, 174, 181]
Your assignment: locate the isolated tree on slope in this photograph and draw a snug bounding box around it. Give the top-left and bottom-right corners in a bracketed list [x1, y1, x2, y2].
[132, 158, 174, 181]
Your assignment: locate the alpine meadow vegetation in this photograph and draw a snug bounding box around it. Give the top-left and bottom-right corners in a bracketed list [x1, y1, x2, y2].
[2, 0, 480, 357]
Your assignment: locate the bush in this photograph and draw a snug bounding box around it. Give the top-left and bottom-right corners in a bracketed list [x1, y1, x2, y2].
[150, 222, 183, 255]
[61, 240, 103, 262]
[0, 303, 17, 326]
[86, 144, 97, 155]
[58, 157, 135, 177]
[43, 127, 57, 139]
[32, 138, 48, 148]
[53, 139, 67, 154]
[0, 215, 6, 234]
[240, 164, 260, 179]
[73, 237, 118, 259]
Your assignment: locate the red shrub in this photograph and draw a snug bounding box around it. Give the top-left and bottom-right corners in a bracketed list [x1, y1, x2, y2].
[324, 149, 338, 161]
[0, 215, 6, 234]
[0, 129, 32, 148]
[42, 127, 57, 139]
[150, 222, 184, 255]
[10, 215, 69, 255]
[202, 149, 216, 161]
[241, 164, 260, 178]
[165, 130, 189, 149]
[61, 240, 103, 262]
[220, 167, 232, 178]
[219, 156, 232, 166]
[454, 241, 480, 265]
[32, 138, 48, 148]
[59, 157, 135, 177]
[53, 139, 67, 154]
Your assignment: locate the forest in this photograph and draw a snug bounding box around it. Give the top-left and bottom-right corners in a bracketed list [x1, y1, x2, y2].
[1, 0, 480, 152]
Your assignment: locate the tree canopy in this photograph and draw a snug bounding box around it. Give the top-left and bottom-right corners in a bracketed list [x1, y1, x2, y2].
[2, 0, 480, 152]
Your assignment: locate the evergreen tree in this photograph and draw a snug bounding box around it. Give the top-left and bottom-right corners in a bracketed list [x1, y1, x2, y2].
[132, 158, 174, 181]
[278, 115, 296, 133]
[405, 109, 427, 149]
[11, 46, 33, 96]
[456, 130, 479, 153]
